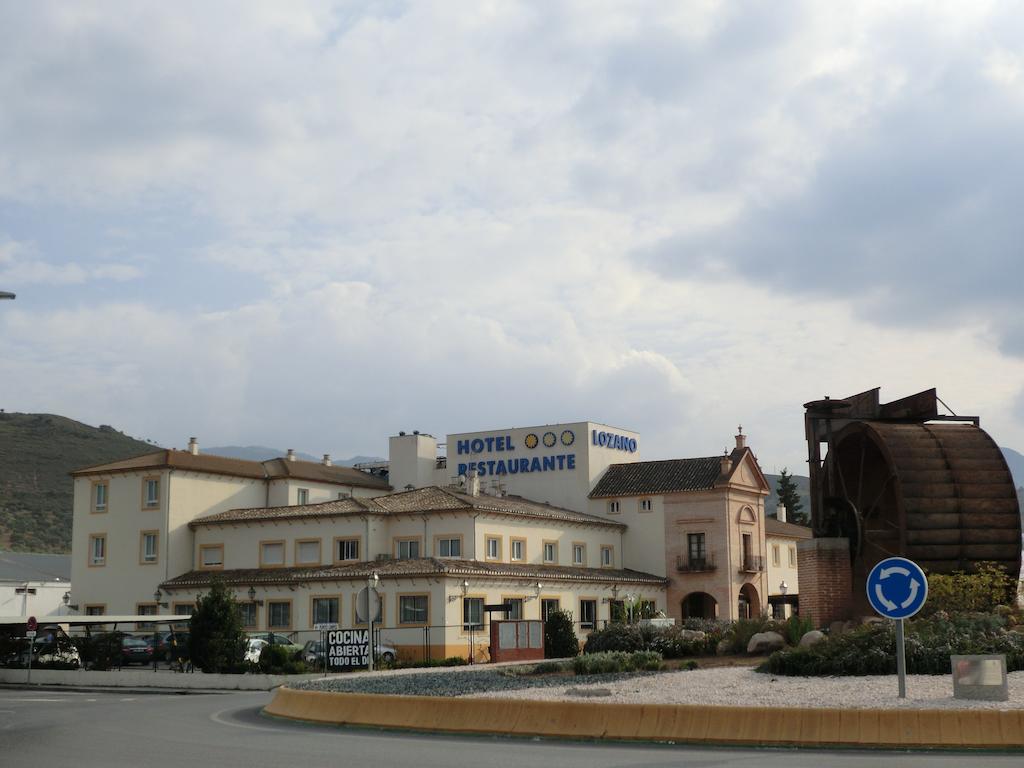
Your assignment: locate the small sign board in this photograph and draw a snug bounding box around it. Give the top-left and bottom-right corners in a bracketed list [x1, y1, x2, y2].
[866, 557, 928, 620]
[326, 628, 370, 671]
[26, 630, 37, 640]
[952, 655, 1008, 701]
[313, 622, 339, 631]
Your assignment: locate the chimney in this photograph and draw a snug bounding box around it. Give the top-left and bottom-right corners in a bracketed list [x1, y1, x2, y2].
[322, 454, 332, 467]
[777, 502, 787, 523]
[286, 449, 296, 462]
[188, 437, 199, 456]
[735, 425, 746, 450]
[467, 468, 480, 497]
[719, 452, 733, 476]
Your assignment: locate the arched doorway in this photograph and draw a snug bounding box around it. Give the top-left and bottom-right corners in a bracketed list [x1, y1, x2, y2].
[738, 583, 760, 619]
[681, 592, 718, 620]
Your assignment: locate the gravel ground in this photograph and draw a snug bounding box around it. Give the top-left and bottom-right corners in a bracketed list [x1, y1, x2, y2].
[295, 663, 1024, 710]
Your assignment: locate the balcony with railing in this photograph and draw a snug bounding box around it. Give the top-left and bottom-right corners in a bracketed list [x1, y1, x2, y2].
[676, 553, 716, 573]
[739, 555, 765, 573]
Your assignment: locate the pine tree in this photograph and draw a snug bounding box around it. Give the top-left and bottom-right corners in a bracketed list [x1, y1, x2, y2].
[188, 579, 246, 673]
[775, 468, 807, 525]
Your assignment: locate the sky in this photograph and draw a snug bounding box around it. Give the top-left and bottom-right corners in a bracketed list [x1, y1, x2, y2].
[1, 1, 1023, 473]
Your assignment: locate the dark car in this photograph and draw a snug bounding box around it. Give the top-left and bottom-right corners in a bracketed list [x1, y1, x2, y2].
[152, 630, 190, 662]
[121, 636, 153, 665]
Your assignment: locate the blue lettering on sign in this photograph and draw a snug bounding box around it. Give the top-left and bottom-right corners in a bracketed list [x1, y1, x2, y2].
[456, 435, 516, 455]
[592, 430, 638, 453]
[457, 456, 577, 476]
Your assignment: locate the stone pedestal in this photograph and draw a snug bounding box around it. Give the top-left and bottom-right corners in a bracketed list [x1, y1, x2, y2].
[796, 538, 853, 628]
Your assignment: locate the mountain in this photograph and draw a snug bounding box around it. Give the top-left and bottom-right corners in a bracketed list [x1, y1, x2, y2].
[1001, 447, 1024, 488]
[205, 446, 383, 466]
[0, 413, 158, 553]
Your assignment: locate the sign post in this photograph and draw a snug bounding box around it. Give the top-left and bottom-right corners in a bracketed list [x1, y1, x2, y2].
[866, 557, 928, 699]
[26, 616, 37, 685]
[356, 583, 381, 672]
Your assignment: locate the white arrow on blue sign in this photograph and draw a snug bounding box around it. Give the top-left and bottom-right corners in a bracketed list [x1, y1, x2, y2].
[866, 556, 928, 619]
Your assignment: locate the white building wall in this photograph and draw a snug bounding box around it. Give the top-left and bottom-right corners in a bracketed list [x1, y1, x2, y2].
[0, 581, 70, 618]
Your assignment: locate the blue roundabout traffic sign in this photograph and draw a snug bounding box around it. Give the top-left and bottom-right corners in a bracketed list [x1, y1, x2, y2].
[866, 556, 928, 619]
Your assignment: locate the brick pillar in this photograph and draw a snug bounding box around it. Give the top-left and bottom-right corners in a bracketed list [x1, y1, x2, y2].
[796, 538, 853, 628]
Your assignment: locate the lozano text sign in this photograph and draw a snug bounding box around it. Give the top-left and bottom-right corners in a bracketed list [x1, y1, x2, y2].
[327, 628, 370, 671]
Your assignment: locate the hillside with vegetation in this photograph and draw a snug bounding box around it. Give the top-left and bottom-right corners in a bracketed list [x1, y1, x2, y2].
[0, 413, 158, 552]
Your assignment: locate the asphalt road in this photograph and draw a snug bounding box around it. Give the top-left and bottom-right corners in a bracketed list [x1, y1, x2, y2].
[0, 687, 1022, 767]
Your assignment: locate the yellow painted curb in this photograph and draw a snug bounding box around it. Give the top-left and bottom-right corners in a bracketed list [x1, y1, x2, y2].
[263, 688, 1024, 749]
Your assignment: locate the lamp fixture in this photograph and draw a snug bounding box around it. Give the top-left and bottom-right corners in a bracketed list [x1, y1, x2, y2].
[153, 588, 168, 608]
[779, 580, 789, 596]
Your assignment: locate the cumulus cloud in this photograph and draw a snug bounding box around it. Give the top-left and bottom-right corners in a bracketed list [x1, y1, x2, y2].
[1, 2, 1023, 468]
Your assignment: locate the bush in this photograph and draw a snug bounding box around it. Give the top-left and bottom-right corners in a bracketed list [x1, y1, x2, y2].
[924, 562, 1016, 617]
[381, 656, 469, 670]
[74, 632, 125, 670]
[759, 615, 1024, 676]
[584, 620, 729, 658]
[255, 644, 307, 674]
[582, 623, 644, 654]
[545, 610, 580, 658]
[721, 617, 779, 655]
[188, 579, 247, 673]
[783, 615, 814, 646]
[572, 650, 662, 675]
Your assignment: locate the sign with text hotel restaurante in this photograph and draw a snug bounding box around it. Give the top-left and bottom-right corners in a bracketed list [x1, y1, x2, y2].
[454, 427, 637, 479]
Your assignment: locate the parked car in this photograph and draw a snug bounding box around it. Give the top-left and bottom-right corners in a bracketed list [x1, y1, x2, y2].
[120, 635, 154, 665]
[243, 638, 268, 664]
[300, 638, 397, 666]
[11, 627, 82, 669]
[247, 632, 303, 658]
[151, 630, 190, 662]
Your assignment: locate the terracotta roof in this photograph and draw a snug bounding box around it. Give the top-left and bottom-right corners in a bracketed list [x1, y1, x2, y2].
[191, 486, 625, 529]
[765, 517, 813, 539]
[589, 457, 725, 498]
[71, 449, 390, 490]
[159, 558, 667, 590]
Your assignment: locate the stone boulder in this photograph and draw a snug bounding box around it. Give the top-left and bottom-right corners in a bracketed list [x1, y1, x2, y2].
[678, 629, 706, 642]
[799, 630, 826, 648]
[747, 631, 786, 654]
[716, 638, 730, 656]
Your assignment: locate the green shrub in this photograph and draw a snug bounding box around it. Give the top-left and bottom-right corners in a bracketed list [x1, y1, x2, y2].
[582, 623, 645, 654]
[783, 615, 814, 646]
[255, 644, 307, 674]
[73, 632, 125, 670]
[759, 616, 1024, 676]
[722, 617, 779, 654]
[531, 660, 570, 675]
[545, 610, 580, 658]
[387, 656, 469, 669]
[572, 650, 662, 675]
[924, 562, 1016, 617]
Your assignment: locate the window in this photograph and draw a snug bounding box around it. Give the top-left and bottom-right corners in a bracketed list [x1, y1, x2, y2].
[140, 531, 159, 564]
[200, 544, 224, 569]
[772, 544, 780, 567]
[600, 545, 613, 567]
[89, 534, 106, 566]
[398, 595, 428, 625]
[772, 603, 785, 620]
[608, 500, 620, 514]
[238, 602, 257, 628]
[543, 541, 557, 563]
[510, 538, 525, 562]
[137, 603, 157, 630]
[312, 597, 340, 625]
[572, 543, 585, 566]
[85, 605, 106, 616]
[463, 597, 484, 631]
[296, 539, 321, 565]
[173, 603, 195, 616]
[502, 597, 524, 620]
[540, 598, 560, 621]
[395, 538, 420, 559]
[789, 547, 797, 567]
[92, 481, 108, 513]
[579, 599, 597, 630]
[143, 477, 160, 508]
[267, 600, 291, 629]
[260, 541, 285, 567]
[640, 498, 653, 512]
[639, 600, 656, 619]
[610, 599, 626, 623]
[688, 532, 706, 563]
[297, 488, 309, 505]
[335, 538, 360, 562]
[485, 536, 501, 560]
[436, 537, 462, 558]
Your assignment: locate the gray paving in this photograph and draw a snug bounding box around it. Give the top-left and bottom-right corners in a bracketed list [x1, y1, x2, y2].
[0, 687, 1021, 766]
